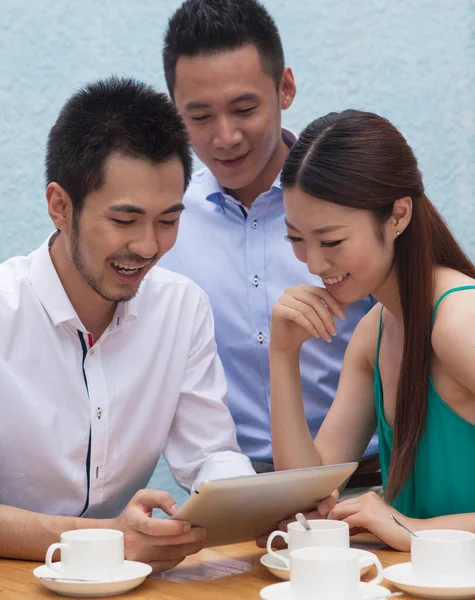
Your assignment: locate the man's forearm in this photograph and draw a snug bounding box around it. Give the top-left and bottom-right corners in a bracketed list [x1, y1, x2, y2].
[0, 504, 115, 560]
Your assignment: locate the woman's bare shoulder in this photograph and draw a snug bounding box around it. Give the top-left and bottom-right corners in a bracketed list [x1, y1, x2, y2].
[433, 268, 475, 326]
[346, 302, 382, 369]
[432, 268, 475, 362]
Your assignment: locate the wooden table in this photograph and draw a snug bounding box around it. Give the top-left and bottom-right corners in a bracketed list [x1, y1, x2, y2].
[0, 536, 411, 599]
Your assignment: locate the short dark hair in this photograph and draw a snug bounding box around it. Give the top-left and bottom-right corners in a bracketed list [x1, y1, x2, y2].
[46, 76, 192, 213]
[163, 0, 285, 96]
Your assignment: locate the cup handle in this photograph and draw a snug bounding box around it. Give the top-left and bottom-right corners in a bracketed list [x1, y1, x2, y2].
[45, 542, 68, 577]
[359, 554, 383, 585]
[266, 531, 290, 568]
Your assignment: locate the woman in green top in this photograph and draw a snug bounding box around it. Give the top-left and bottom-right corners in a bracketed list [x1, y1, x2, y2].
[269, 109, 475, 551]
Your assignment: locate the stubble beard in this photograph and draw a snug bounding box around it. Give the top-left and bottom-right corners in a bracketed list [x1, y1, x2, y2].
[70, 220, 137, 303]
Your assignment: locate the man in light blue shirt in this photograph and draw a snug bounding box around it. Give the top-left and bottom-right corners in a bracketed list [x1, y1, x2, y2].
[161, 0, 378, 481]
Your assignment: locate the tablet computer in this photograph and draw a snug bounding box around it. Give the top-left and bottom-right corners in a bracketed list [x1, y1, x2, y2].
[172, 462, 357, 547]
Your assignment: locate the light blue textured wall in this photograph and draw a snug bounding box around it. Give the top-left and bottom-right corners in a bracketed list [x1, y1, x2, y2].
[1, 0, 474, 261]
[1, 1, 474, 504]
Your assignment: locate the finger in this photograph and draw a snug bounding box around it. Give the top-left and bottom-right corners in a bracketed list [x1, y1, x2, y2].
[283, 297, 333, 342]
[299, 290, 339, 335]
[298, 286, 345, 319]
[275, 303, 321, 339]
[125, 532, 204, 563]
[318, 492, 339, 517]
[341, 513, 369, 532]
[335, 496, 362, 509]
[297, 511, 320, 521]
[151, 527, 207, 547]
[130, 538, 207, 564]
[288, 291, 345, 340]
[148, 558, 184, 574]
[149, 540, 206, 562]
[278, 518, 294, 531]
[131, 511, 193, 537]
[328, 501, 360, 521]
[256, 536, 268, 548]
[264, 536, 288, 550]
[132, 489, 178, 515]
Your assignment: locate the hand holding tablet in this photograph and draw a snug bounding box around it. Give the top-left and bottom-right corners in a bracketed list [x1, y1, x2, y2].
[172, 462, 357, 547]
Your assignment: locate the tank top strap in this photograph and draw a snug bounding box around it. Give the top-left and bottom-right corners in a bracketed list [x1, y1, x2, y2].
[431, 286, 475, 327]
[375, 305, 384, 362]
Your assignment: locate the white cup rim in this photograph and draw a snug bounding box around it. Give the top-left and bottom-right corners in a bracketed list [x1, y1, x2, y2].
[61, 528, 123, 541]
[288, 519, 349, 532]
[413, 529, 475, 543]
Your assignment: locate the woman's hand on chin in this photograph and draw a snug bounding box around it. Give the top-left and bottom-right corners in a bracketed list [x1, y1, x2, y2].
[270, 285, 345, 353]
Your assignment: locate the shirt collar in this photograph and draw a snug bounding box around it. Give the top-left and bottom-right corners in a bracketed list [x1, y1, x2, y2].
[31, 234, 139, 331]
[205, 127, 297, 208]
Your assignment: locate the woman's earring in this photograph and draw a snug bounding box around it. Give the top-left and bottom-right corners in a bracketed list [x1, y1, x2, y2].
[396, 231, 401, 236]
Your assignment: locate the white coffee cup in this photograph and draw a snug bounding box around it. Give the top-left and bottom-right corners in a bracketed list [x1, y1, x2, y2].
[45, 529, 124, 581]
[266, 519, 349, 568]
[289, 546, 383, 600]
[411, 529, 475, 584]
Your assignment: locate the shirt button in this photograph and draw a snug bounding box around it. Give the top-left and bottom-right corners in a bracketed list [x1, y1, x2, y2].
[252, 220, 259, 229]
[96, 408, 103, 419]
[252, 276, 260, 286]
[90, 349, 95, 355]
[257, 332, 264, 343]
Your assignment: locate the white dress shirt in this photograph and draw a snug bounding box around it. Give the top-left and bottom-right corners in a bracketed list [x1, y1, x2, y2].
[0, 237, 254, 519]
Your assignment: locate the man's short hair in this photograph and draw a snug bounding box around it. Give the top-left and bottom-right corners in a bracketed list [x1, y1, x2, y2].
[46, 76, 192, 214]
[163, 0, 285, 96]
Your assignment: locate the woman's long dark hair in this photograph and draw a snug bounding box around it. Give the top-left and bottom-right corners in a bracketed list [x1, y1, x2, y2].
[281, 110, 475, 501]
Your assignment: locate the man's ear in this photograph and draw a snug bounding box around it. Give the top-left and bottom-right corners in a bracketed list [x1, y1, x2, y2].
[280, 67, 296, 111]
[46, 183, 74, 233]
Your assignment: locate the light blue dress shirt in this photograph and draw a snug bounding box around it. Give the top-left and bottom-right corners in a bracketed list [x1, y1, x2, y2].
[161, 130, 378, 461]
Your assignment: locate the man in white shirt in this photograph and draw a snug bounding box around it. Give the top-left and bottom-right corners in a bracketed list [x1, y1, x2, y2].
[0, 76, 254, 571]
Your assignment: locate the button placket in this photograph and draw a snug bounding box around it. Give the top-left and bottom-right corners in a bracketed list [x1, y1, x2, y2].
[83, 344, 109, 506]
[247, 201, 271, 353]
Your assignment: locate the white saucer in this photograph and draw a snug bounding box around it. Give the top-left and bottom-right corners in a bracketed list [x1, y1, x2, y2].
[33, 560, 152, 598]
[260, 581, 390, 600]
[384, 562, 475, 599]
[260, 548, 378, 581]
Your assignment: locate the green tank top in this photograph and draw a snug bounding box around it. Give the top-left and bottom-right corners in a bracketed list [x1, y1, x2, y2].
[374, 286, 475, 518]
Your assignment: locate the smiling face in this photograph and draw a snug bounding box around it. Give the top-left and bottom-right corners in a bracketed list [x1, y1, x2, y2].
[64, 153, 185, 302]
[173, 44, 295, 204]
[283, 186, 398, 304]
